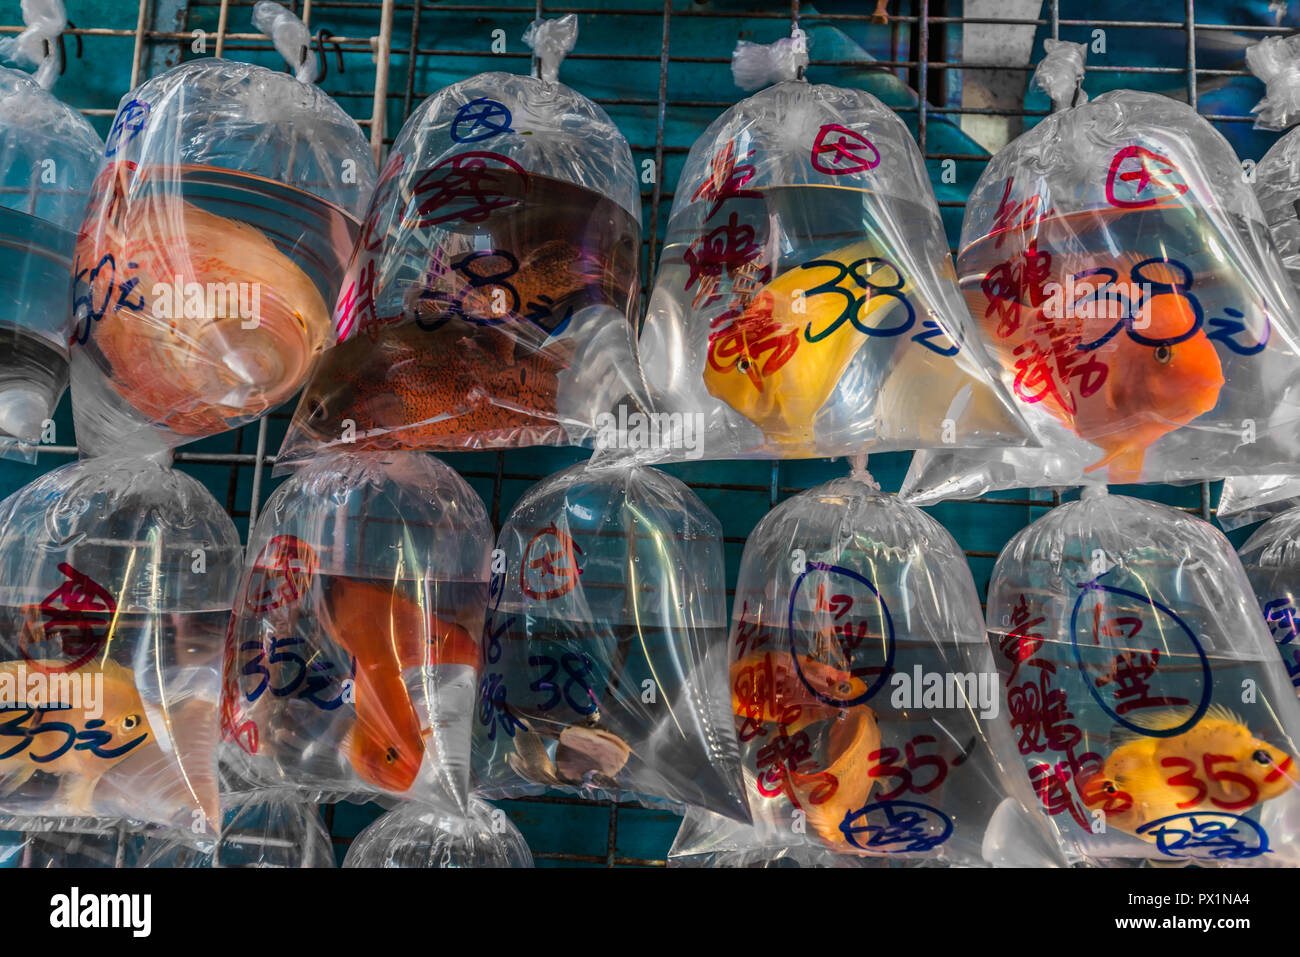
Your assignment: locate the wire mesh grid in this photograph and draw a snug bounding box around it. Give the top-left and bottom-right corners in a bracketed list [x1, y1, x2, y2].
[0, 0, 1285, 866]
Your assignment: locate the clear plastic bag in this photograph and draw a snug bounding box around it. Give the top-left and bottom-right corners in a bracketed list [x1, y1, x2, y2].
[669, 463, 1067, 865]
[276, 15, 646, 465]
[68, 31, 377, 457]
[1211, 46, 1300, 528]
[987, 487, 1300, 865]
[1239, 507, 1300, 701]
[341, 796, 532, 868]
[669, 840, 887, 868]
[635, 39, 1030, 461]
[1217, 474, 1300, 531]
[901, 42, 1300, 504]
[0, 61, 102, 460]
[221, 451, 492, 810]
[0, 455, 239, 834]
[472, 458, 749, 822]
[136, 793, 334, 867]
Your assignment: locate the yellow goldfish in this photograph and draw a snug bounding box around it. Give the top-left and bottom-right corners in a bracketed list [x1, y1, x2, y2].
[703, 241, 907, 449]
[0, 658, 154, 814]
[1081, 705, 1298, 841]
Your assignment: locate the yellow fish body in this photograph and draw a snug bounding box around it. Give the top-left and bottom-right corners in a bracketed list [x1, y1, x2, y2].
[703, 241, 907, 449]
[0, 658, 155, 813]
[1081, 705, 1297, 842]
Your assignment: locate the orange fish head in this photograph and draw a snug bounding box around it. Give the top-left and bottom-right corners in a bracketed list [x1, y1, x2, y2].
[1133, 303, 1225, 422]
[1235, 737, 1298, 802]
[349, 719, 423, 793]
[1078, 769, 1121, 811]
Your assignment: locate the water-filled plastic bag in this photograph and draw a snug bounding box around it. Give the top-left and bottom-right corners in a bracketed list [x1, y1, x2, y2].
[136, 793, 334, 867]
[636, 41, 1029, 461]
[670, 466, 1066, 865]
[341, 796, 532, 868]
[472, 458, 749, 821]
[68, 52, 376, 456]
[902, 41, 1300, 504]
[277, 16, 646, 464]
[987, 488, 1300, 864]
[221, 451, 492, 810]
[0, 455, 239, 833]
[0, 66, 101, 460]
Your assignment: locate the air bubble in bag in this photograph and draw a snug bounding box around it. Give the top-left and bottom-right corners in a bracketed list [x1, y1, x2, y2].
[636, 37, 1031, 461]
[342, 796, 532, 868]
[220, 451, 492, 810]
[67, 18, 377, 457]
[902, 40, 1300, 504]
[669, 465, 1067, 866]
[472, 458, 749, 822]
[0, 454, 240, 835]
[987, 487, 1300, 865]
[276, 15, 647, 464]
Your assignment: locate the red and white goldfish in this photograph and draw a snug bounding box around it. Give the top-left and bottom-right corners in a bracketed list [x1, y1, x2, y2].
[703, 242, 908, 449]
[1080, 705, 1298, 841]
[964, 210, 1226, 482]
[322, 577, 478, 793]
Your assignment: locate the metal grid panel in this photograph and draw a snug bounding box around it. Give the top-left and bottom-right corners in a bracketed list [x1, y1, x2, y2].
[0, 0, 1279, 866]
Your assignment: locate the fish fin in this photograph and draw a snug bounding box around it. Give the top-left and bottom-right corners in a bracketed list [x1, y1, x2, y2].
[1204, 703, 1247, 727]
[0, 763, 36, 796]
[1109, 706, 1204, 747]
[53, 772, 100, 816]
[508, 731, 562, 786]
[1084, 443, 1145, 483]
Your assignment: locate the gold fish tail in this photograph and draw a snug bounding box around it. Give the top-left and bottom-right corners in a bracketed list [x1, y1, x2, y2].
[1084, 443, 1146, 484]
[0, 763, 36, 797]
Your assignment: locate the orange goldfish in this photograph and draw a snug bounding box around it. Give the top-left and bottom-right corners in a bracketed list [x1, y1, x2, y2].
[322, 577, 478, 792]
[964, 216, 1226, 483]
[796, 707, 880, 846]
[703, 242, 908, 450]
[731, 650, 869, 732]
[77, 164, 331, 438]
[731, 649, 881, 847]
[0, 658, 154, 814]
[1080, 706, 1298, 841]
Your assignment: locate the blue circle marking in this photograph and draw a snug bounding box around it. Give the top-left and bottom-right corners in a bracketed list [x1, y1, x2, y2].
[839, 799, 953, 854]
[1136, 811, 1269, 861]
[1069, 578, 1212, 738]
[105, 99, 150, 158]
[786, 560, 894, 708]
[450, 97, 514, 143]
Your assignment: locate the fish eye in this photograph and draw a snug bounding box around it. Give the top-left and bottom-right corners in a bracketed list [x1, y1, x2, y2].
[1253, 749, 1273, 765]
[736, 358, 751, 374]
[122, 715, 140, 731]
[385, 747, 399, 765]
[1103, 783, 1116, 795]
[1154, 344, 1173, 364]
